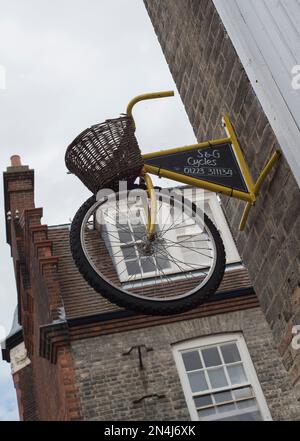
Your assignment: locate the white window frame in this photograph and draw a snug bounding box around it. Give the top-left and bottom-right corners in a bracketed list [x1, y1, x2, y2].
[182, 188, 241, 265]
[100, 199, 187, 282]
[173, 333, 272, 421]
[100, 187, 241, 283]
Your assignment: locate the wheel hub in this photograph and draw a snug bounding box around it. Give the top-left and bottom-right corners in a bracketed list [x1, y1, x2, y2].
[138, 235, 164, 256]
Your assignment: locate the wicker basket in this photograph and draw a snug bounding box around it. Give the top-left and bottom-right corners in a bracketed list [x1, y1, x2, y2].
[65, 116, 144, 193]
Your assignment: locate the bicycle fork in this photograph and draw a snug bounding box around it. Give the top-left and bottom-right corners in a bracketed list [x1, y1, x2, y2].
[142, 172, 157, 241]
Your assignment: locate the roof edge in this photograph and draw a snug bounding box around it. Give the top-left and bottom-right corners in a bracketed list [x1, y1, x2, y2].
[38, 287, 257, 364]
[66, 287, 255, 326]
[1, 329, 24, 362]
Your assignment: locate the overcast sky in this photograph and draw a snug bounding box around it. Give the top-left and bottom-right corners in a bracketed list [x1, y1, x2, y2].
[0, 0, 196, 420]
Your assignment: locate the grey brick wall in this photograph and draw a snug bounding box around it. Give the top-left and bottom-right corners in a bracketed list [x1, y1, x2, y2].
[72, 308, 300, 421]
[143, 0, 300, 399]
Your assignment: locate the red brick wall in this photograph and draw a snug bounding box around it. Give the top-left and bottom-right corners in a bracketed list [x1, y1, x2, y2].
[3, 164, 83, 421]
[13, 364, 39, 421]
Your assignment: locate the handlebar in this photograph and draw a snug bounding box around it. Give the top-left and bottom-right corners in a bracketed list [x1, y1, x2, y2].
[126, 91, 174, 127]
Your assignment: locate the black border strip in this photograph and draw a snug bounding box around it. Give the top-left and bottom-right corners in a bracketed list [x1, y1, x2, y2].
[66, 287, 255, 328]
[2, 329, 24, 362]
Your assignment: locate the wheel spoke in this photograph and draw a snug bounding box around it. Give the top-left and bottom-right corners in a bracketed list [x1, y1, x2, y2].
[80, 191, 220, 304]
[162, 237, 214, 259]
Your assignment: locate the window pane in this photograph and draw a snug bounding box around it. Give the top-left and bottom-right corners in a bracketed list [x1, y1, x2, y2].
[118, 230, 132, 243]
[227, 364, 247, 385]
[188, 371, 208, 393]
[198, 407, 216, 419]
[125, 259, 140, 275]
[213, 390, 232, 404]
[122, 246, 137, 260]
[219, 411, 262, 421]
[141, 257, 156, 273]
[182, 351, 202, 372]
[131, 223, 145, 240]
[233, 387, 252, 400]
[236, 399, 257, 410]
[201, 347, 222, 367]
[221, 343, 241, 364]
[194, 394, 212, 408]
[217, 403, 236, 414]
[207, 367, 228, 389]
[156, 254, 171, 270]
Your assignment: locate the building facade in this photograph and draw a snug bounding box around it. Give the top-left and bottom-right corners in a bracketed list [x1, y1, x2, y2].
[1, 154, 300, 421]
[143, 0, 300, 401]
[1, 0, 300, 421]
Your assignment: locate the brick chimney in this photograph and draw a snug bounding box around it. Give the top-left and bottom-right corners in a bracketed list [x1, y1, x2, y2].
[3, 155, 63, 342]
[3, 156, 34, 245]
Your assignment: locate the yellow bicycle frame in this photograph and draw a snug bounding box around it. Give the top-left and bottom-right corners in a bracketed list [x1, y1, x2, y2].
[127, 91, 281, 234]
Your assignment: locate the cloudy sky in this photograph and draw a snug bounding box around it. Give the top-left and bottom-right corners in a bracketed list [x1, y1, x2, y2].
[0, 0, 196, 420]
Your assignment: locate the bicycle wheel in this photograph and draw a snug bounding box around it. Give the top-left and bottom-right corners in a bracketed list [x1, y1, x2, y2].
[70, 189, 226, 315]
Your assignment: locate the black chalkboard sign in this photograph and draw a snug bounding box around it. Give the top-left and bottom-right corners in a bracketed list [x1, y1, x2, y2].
[144, 142, 248, 193]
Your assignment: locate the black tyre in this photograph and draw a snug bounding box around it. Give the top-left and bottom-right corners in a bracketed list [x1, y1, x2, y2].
[70, 190, 226, 316]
